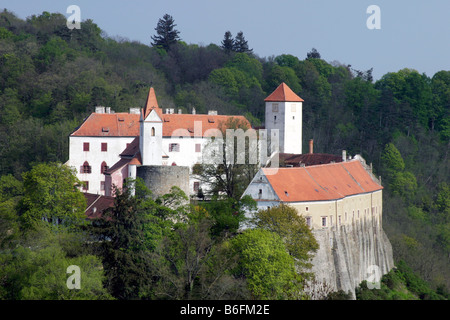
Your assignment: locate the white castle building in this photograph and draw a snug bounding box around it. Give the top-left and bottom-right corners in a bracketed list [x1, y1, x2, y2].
[67, 87, 249, 196]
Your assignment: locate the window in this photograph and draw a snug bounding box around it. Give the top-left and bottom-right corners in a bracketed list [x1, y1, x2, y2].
[80, 161, 91, 174]
[274, 115, 277, 121]
[305, 206, 309, 212]
[272, 103, 278, 112]
[151, 127, 155, 136]
[338, 215, 341, 225]
[169, 143, 180, 152]
[195, 144, 201, 153]
[306, 217, 312, 228]
[193, 181, 200, 192]
[321, 217, 327, 227]
[291, 104, 296, 112]
[83, 142, 90, 152]
[101, 143, 107, 152]
[100, 161, 108, 174]
[100, 181, 105, 191]
[82, 181, 89, 191]
[258, 189, 262, 199]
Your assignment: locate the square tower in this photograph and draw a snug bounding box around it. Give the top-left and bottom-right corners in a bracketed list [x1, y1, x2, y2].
[264, 82, 304, 154]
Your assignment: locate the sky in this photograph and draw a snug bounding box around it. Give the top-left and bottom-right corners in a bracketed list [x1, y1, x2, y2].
[2, 0, 450, 81]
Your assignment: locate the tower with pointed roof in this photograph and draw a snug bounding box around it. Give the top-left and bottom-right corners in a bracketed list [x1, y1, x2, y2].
[265, 82, 304, 154]
[139, 87, 163, 166]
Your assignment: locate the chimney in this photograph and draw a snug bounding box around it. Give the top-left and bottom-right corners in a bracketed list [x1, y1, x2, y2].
[105, 107, 111, 114]
[192, 107, 196, 115]
[178, 109, 182, 114]
[342, 150, 347, 162]
[129, 107, 140, 114]
[95, 106, 105, 113]
[309, 139, 314, 154]
[208, 110, 218, 115]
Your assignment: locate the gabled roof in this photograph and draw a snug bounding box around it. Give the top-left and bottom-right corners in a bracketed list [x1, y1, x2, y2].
[264, 82, 304, 102]
[84, 193, 115, 220]
[71, 113, 250, 137]
[161, 114, 250, 137]
[71, 113, 140, 137]
[262, 160, 382, 202]
[71, 86, 251, 138]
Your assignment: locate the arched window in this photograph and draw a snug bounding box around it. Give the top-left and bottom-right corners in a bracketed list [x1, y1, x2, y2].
[100, 161, 108, 174]
[151, 127, 155, 136]
[81, 161, 91, 174]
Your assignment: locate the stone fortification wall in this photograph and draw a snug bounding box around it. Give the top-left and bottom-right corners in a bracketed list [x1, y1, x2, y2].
[137, 165, 190, 199]
[308, 215, 394, 299]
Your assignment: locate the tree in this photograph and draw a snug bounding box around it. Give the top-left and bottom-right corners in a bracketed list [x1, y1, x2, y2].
[192, 117, 258, 200]
[233, 31, 252, 54]
[221, 31, 234, 53]
[251, 204, 319, 273]
[231, 228, 304, 299]
[151, 14, 180, 51]
[0, 224, 112, 300]
[91, 183, 153, 300]
[150, 216, 249, 300]
[18, 162, 86, 229]
[306, 48, 321, 59]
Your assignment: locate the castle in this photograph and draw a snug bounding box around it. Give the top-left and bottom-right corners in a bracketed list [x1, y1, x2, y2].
[67, 87, 249, 198]
[67, 82, 394, 298]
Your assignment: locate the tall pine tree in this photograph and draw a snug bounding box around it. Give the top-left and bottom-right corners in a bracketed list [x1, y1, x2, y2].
[221, 31, 235, 53]
[151, 14, 180, 51]
[233, 31, 252, 54]
[92, 183, 152, 299]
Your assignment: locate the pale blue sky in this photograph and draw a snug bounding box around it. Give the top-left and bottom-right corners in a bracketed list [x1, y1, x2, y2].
[2, 0, 450, 80]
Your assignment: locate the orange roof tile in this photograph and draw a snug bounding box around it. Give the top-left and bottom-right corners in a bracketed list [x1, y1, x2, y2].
[71, 87, 251, 138]
[264, 82, 304, 102]
[71, 113, 250, 137]
[71, 113, 140, 137]
[262, 160, 382, 202]
[142, 87, 162, 119]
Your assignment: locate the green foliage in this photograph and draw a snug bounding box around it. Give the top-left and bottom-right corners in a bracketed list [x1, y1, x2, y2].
[0, 9, 448, 297]
[356, 260, 449, 300]
[251, 204, 319, 273]
[0, 224, 112, 300]
[18, 162, 86, 229]
[151, 14, 181, 51]
[231, 228, 304, 300]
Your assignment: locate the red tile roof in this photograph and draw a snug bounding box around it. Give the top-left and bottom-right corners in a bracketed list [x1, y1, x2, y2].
[262, 160, 382, 202]
[264, 82, 304, 102]
[142, 87, 160, 119]
[71, 112, 250, 137]
[84, 193, 115, 219]
[71, 113, 140, 137]
[71, 88, 250, 137]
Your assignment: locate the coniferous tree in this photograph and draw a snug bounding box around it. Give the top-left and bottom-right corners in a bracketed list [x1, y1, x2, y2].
[306, 48, 321, 59]
[151, 14, 180, 51]
[92, 183, 152, 299]
[233, 31, 252, 54]
[221, 31, 234, 53]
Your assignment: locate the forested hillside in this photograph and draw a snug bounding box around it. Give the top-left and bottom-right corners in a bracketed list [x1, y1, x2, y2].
[0, 10, 448, 297]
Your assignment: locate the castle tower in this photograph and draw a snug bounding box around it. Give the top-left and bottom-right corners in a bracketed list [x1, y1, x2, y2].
[140, 87, 163, 165]
[264, 83, 304, 154]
